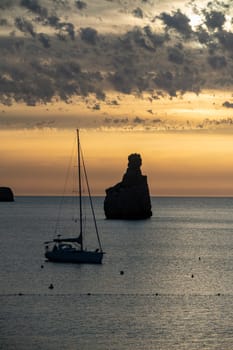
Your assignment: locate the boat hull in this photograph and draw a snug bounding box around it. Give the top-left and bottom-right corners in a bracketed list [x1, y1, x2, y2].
[45, 250, 104, 264]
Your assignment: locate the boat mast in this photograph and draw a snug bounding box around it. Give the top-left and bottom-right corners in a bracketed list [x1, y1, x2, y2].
[77, 129, 83, 251]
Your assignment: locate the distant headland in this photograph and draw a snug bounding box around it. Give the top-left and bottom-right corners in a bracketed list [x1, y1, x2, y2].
[0, 187, 14, 202]
[104, 153, 152, 220]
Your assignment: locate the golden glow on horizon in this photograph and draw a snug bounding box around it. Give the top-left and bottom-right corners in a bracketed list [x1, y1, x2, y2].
[1, 129, 233, 196]
[2, 90, 233, 131]
[2, 89, 233, 196]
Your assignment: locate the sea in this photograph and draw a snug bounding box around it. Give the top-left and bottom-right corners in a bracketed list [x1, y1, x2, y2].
[1, 196, 233, 350]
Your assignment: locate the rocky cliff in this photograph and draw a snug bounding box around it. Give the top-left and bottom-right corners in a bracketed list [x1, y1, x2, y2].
[104, 153, 152, 219]
[0, 187, 14, 202]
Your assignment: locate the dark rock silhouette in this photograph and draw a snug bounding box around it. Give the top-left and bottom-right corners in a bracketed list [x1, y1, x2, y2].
[104, 153, 152, 219]
[0, 187, 14, 201]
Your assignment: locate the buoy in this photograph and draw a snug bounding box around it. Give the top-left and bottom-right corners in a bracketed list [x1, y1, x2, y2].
[41, 265, 44, 269]
[120, 270, 124, 275]
[191, 274, 194, 278]
[49, 283, 54, 289]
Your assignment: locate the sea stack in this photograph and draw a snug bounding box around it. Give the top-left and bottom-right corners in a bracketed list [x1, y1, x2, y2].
[104, 153, 152, 219]
[0, 187, 14, 202]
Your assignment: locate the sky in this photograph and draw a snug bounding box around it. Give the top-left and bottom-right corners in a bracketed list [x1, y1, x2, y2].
[1, 0, 233, 196]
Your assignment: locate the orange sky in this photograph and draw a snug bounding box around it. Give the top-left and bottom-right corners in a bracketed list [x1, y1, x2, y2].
[2, 89, 233, 197]
[1, 122, 233, 196]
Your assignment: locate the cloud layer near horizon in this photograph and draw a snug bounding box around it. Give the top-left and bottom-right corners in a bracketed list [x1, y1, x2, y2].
[1, 0, 233, 109]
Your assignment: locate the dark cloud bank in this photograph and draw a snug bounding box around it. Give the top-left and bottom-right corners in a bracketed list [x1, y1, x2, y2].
[1, 0, 233, 106]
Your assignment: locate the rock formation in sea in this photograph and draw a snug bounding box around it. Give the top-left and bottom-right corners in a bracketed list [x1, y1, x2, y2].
[104, 153, 152, 219]
[0, 187, 14, 202]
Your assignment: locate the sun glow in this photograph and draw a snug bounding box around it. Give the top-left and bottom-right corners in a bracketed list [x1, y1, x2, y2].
[189, 13, 203, 28]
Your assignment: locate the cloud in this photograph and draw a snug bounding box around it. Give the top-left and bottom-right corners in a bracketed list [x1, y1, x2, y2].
[0, 18, 8, 26]
[38, 32, 50, 47]
[75, 1, 87, 10]
[215, 30, 233, 52]
[159, 10, 193, 38]
[0, 48, 104, 105]
[58, 22, 75, 40]
[223, 101, 233, 108]
[46, 15, 60, 27]
[15, 17, 36, 37]
[167, 45, 184, 64]
[132, 8, 144, 19]
[154, 71, 176, 96]
[80, 27, 98, 44]
[0, 0, 233, 105]
[196, 27, 211, 44]
[204, 10, 226, 30]
[20, 0, 48, 17]
[120, 26, 168, 53]
[100, 114, 233, 133]
[154, 65, 201, 96]
[0, 0, 14, 9]
[207, 55, 227, 69]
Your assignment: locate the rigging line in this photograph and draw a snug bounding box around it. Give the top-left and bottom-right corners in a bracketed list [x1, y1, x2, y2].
[54, 135, 76, 236]
[82, 200, 87, 249]
[80, 145, 103, 252]
[71, 156, 78, 225]
[82, 171, 87, 244]
[79, 169, 87, 247]
[77, 129, 83, 251]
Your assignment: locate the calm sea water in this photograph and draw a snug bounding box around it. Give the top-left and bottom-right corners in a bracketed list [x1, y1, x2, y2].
[1, 196, 233, 350]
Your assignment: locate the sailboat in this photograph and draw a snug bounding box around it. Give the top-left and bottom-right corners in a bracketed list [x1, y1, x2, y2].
[44, 129, 104, 264]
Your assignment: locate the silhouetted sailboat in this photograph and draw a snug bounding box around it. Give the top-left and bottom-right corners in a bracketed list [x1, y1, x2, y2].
[44, 129, 104, 264]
